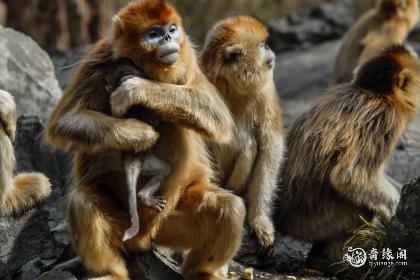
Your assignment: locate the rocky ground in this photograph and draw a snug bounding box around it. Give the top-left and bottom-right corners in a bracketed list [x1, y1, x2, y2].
[0, 1, 420, 279]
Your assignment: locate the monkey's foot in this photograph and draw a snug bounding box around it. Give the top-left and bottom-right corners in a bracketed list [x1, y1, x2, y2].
[123, 225, 140, 242]
[139, 194, 167, 212]
[248, 215, 275, 249]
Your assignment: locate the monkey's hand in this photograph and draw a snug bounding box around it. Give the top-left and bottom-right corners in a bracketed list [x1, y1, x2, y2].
[110, 77, 144, 118]
[0, 90, 17, 143]
[248, 214, 275, 249]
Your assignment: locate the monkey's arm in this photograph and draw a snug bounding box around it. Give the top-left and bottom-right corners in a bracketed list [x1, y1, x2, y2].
[0, 90, 17, 143]
[47, 104, 158, 153]
[330, 162, 400, 221]
[110, 76, 233, 143]
[246, 98, 284, 246]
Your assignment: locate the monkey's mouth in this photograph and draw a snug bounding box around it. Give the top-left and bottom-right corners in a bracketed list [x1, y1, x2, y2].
[159, 51, 179, 64]
[267, 59, 275, 69]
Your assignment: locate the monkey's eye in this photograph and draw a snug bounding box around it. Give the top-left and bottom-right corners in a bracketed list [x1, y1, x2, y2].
[148, 30, 160, 38]
[146, 26, 163, 40]
[259, 41, 270, 50]
[169, 24, 178, 34]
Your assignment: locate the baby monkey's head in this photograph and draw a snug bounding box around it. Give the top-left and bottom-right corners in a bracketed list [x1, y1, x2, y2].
[201, 16, 275, 90]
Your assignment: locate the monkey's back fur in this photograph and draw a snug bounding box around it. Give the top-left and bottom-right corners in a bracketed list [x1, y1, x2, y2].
[279, 47, 418, 259]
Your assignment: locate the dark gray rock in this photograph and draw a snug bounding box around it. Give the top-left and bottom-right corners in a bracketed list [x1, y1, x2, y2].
[234, 229, 311, 273]
[37, 271, 77, 280]
[0, 27, 62, 122]
[388, 178, 420, 272]
[129, 250, 183, 280]
[269, 0, 354, 53]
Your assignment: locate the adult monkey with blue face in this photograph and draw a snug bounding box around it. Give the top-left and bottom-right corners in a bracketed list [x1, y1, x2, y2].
[46, 1, 245, 279]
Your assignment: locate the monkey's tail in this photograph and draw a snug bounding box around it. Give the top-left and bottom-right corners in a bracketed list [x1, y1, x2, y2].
[0, 173, 52, 216]
[0, 127, 51, 217]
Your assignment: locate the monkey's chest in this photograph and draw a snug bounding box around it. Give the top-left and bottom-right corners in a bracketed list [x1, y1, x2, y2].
[216, 123, 258, 192]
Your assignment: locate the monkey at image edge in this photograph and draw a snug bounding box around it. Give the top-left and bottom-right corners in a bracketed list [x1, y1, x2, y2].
[46, 1, 246, 279]
[278, 45, 420, 266]
[0, 90, 52, 217]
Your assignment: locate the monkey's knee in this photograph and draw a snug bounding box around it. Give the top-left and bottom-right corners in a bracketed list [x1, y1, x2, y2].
[67, 187, 129, 279]
[180, 190, 245, 279]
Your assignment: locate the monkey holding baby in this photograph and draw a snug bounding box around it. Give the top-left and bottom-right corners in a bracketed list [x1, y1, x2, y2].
[47, 1, 245, 279]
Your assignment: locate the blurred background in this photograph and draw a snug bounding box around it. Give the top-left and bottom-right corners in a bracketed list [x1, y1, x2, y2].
[0, 0, 376, 53]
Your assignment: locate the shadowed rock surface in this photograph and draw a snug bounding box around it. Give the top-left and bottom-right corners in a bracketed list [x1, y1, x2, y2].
[388, 178, 420, 273]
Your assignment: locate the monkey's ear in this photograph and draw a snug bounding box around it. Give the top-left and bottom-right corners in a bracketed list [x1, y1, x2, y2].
[224, 44, 245, 62]
[397, 69, 413, 90]
[112, 15, 124, 40]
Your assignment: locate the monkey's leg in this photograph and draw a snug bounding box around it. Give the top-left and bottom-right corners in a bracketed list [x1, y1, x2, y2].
[280, 196, 367, 241]
[137, 151, 171, 211]
[0, 124, 51, 217]
[67, 185, 130, 280]
[330, 164, 400, 221]
[121, 152, 142, 242]
[151, 182, 246, 280]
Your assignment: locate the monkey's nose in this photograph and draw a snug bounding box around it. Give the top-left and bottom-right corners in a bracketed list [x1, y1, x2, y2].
[163, 34, 171, 43]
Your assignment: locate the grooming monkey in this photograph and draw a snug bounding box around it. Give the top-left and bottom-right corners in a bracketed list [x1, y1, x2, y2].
[105, 58, 170, 242]
[278, 45, 419, 262]
[0, 90, 51, 216]
[334, 0, 419, 83]
[201, 16, 284, 248]
[47, 1, 245, 279]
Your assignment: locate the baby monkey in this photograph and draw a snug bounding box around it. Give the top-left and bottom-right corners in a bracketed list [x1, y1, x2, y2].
[105, 58, 171, 242]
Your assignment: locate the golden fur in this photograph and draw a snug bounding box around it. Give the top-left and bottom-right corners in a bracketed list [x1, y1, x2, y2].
[278, 46, 419, 262]
[46, 1, 245, 279]
[201, 16, 285, 248]
[0, 90, 51, 216]
[333, 0, 419, 83]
